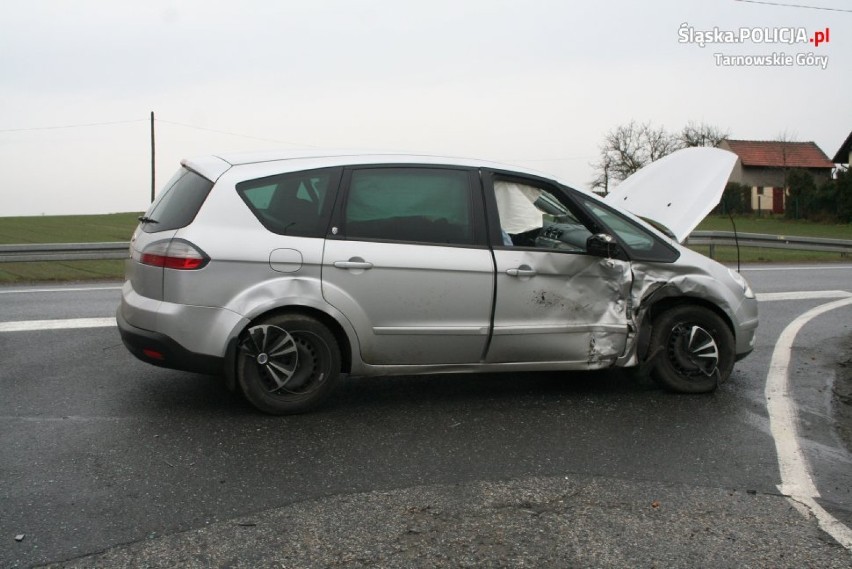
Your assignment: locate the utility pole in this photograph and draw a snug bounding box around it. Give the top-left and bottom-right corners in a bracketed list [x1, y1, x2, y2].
[150, 111, 156, 203]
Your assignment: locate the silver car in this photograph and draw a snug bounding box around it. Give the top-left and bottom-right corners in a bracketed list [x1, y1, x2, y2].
[117, 148, 758, 414]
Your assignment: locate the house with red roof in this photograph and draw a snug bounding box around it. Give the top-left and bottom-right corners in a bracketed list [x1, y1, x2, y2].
[832, 131, 852, 168]
[718, 139, 834, 214]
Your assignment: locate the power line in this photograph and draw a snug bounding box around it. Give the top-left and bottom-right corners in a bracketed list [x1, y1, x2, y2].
[506, 156, 596, 163]
[0, 116, 318, 147]
[734, 0, 852, 12]
[156, 119, 319, 147]
[0, 115, 588, 166]
[0, 119, 146, 133]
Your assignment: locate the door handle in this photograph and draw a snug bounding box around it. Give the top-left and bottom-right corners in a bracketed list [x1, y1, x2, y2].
[333, 259, 374, 270]
[506, 265, 536, 277]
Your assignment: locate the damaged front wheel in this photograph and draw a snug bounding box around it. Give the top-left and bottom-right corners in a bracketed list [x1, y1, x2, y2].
[648, 305, 734, 393]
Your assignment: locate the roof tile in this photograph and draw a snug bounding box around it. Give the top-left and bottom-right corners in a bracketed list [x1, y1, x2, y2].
[723, 140, 833, 169]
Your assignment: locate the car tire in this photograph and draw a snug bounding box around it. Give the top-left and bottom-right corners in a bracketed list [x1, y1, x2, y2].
[648, 305, 734, 394]
[236, 313, 341, 414]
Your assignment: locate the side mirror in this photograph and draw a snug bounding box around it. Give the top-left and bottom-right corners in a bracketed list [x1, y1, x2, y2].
[586, 233, 623, 259]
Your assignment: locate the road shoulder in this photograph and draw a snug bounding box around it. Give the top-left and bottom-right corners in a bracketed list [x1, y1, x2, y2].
[835, 332, 852, 454]
[42, 474, 850, 568]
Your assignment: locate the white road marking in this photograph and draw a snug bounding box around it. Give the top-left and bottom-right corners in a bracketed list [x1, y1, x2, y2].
[0, 415, 125, 422]
[758, 290, 852, 302]
[0, 285, 122, 295]
[742, 265, 852, 272]
[765, 296, 852, 550]
[0, 318, 116, 332]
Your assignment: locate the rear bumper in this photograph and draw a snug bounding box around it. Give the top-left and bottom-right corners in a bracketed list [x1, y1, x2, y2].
[117, 308, 224, 375]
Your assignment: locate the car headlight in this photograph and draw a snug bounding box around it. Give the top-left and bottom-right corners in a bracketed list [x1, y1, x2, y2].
[728, 268, 755, 299]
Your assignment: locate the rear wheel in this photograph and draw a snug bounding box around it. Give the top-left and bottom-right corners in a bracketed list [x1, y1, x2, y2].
[237, 313, 341, 414]
[648, 305, 734, 393]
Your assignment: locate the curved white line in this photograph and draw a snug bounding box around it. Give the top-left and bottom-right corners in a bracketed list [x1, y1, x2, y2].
[766, 296, 852, 550]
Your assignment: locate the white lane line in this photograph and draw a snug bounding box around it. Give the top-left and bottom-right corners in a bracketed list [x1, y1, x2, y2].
[0, 318, 117, 333]
[766, 296, 852, 550]
[0, 285, 122, 295]
[0, 415, 125, 422]
[742, 265, 852, 272]
[758, 290, 852, 302]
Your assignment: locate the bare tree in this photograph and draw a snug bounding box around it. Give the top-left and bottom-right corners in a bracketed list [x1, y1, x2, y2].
[644, 123, 681, 160]
[776, 130, 800, 212]
[589, 152, 613, 195]
[590, 121, 679, 192]
[678, 121, 729, 148]
[590, 120, 731, 192]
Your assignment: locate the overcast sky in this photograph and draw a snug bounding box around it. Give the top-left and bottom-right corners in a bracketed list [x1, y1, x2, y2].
[1, 0, 849, 217]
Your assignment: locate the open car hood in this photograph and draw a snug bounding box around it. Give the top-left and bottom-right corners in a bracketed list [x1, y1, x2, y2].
[603, 147, 738, 243]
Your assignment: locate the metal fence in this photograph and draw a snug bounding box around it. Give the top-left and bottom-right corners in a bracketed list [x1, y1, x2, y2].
[0, 242, 129, 263]
[0, 232, 850, 263]
[686, 231, 852, 259]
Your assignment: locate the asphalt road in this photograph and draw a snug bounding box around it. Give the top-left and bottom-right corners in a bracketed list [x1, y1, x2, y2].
[1, 265, 851, 567]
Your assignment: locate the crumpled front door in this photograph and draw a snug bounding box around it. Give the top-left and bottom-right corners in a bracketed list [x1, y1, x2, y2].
[486, 249, 632, 367]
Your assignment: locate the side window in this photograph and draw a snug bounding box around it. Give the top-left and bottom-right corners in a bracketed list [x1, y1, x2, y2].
[237, 168, 339, 237]
[581, 198, 679, 262]
[344, 168, 474, 245]
[494, 180, 591, 252]
[583, 200, 654, 250]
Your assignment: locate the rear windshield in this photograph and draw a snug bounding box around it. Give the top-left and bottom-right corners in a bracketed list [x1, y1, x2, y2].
[141, 168, 214, 233]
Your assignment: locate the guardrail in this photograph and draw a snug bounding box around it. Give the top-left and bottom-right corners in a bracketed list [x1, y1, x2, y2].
[0, 242, 129, 263]
[0, 232, 849, 263]
[686, 231, 852, 258]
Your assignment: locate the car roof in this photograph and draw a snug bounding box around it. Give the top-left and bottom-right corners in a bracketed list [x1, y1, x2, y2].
[183, 148, 571, 187]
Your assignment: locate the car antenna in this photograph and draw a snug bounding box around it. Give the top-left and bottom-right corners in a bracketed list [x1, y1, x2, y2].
[729, 212, 741, 272]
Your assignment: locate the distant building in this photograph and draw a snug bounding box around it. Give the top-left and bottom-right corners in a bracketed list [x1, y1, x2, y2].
[718, 139, 834, 214]
[832, 131, 852, 168]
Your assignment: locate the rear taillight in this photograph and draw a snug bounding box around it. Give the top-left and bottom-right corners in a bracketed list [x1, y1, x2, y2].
[136, 239, 209, 270]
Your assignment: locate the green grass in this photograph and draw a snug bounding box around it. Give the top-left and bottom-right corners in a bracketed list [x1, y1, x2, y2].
[0, 212, 141, 245]
[0, 212, 848, 284]
[0, 260, 126, 284]
[0, 213, 140, 284]
[697, 215, 852, 240]
[693, 215, 851, 263]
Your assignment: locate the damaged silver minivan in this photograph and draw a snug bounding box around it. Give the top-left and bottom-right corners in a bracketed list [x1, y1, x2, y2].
[117, 147, 757, 414]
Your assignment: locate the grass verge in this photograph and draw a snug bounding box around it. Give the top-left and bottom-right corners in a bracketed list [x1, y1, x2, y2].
[0, 260, 126, 284]
[692, 215, 851, 263]
[0, 212, 141, 244]
[697, 215, 852, 240]
[0, 213, 139, 284]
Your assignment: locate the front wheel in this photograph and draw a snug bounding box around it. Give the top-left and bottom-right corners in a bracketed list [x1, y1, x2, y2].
[648, 305, 735, 393]
[237, 313, 341, 414]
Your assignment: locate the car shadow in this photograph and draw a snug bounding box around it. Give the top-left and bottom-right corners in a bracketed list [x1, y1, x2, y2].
[122, 353, 734, 420]
[324, 368, 664, 414]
